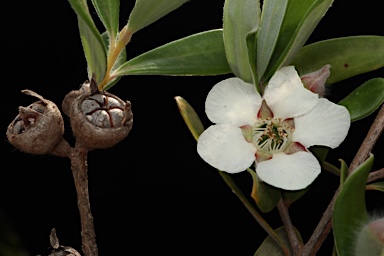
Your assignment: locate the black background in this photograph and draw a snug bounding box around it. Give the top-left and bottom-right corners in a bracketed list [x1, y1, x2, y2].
[1, 0, 383, 255]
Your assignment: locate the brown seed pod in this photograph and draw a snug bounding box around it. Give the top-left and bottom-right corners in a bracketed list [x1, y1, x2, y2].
[7, 90, 65, 155]
[62, 79, 133, 150]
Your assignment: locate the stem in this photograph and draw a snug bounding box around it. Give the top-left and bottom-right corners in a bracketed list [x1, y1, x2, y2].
[277, 198, 303, 255]
[301, 104, 384, 256]
[349, 104, 384, 175]
[98, 26, 133, 90]
[218, 171, 291, 256]
[367, 168, 384, 183]
[70, 142, 98, 256]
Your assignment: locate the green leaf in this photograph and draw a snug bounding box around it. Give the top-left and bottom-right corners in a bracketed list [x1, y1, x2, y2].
[174, 96, 204, 141]
[338, 159, 348, 187]
[292, 36, 384, 84]
[310, 146, 329, 164]
[338, 78, 384, 122]
[248, 169, 281, 213]
[322, 161, 341, 176]
[68, 0, 107, 84]
[127, 0, 189, 33]
[246, 31, 259, 88]
[256, 0, 288, 81]
[254, 226, 302, 256]
[223, 0, 260, 83]
[333, 154, 374, 256]
[366, 182, 384, 192]
[262, 0, 333, 83]
[282, 187, 310, 208]
[91, 0, 120, 43]
[111, 29, 231, 77]
[100, 32, 127, 91]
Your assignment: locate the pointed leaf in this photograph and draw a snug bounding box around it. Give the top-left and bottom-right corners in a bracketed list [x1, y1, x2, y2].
[262, 0, 333, 83]
[257, 0, 288, 80]
[91, 0, 120, 42]
[100, 32, 127, 91]
[174, 96, 204, 141]
[223, 0, 260, 83]
[282, 187, 310, 208]
[338, 78, 384, 122]
[310, 146, 329, 164]
[68, 0, 107, 84]
[111, 30, 231, 77]
[322, 161, 341, 176]
[248, 169, 281, 213]
[292, 36, 384, 84]
[338, 159, 348, 187]
[246, 31, 258, 88]
[254, 226, 302, 256]
[366, 182, 384, 192]
[127, 0, 189, 33]
[333, 154, 374, 256]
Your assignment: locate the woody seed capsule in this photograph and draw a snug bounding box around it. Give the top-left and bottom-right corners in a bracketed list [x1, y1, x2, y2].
[7, 90, 65, 155]
[62, 79, 133, 149]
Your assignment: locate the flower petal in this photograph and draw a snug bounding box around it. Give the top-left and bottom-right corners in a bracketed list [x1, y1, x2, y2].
[197, 124, 256, 173]
[206, 77, 262, 126]
[293, 98, 351, 148]
[256, 152, 321, 190]
[264, 66, 318, 119]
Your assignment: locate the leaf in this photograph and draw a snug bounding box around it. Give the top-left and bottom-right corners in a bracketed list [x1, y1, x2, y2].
[111, 29, 231, 77]
[127, 0, 189, 33]
[246, 31, 258, 88]
[292, 36, 384, 84]
[256, 0, 288, 81]
[223, 0, 260, 83]
[310, 146, 329, 164]
[174, 96, 204, 141]
[338, 78, 384, 122]
[262, 0, 333, 83]
[254, 226, 302, 256]
[91, 0, 120, 42]
[282, 187, 310, 208]
[333, 154, 374, 256]
[322, 161, 341, 176]
[68, 0, 107, 84]
[338, 159, 348, 187]
[248, 169, 281, 213]
[100, 32, 127, 91]
[366, 182, 384, 192]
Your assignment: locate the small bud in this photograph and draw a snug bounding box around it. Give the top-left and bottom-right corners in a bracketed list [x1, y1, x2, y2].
[354, 217, 384, 256]
[62, 79, 133, 150]
[7, 90, 66, 155]
[300, 65, 331, 97]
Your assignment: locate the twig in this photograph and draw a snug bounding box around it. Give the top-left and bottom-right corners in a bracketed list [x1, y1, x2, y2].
[349, 104, 384, 174]
[300, 104, 384, 256]
[367, 168, 384, 183]
[70, 142, 98, 256]
[277, 198, 303, 255]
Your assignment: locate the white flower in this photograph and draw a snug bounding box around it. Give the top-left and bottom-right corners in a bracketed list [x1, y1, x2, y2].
[197, 66, 350, 190]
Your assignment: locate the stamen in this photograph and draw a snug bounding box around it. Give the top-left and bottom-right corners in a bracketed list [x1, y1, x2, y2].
[252, 116, 294, 154]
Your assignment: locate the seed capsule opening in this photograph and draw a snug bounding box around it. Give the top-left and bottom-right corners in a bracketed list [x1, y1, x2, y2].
[63, 80, 133, 150]
[7, 90, 65, 155]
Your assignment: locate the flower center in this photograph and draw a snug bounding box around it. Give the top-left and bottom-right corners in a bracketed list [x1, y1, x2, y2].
[252, 117, 294, 154]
